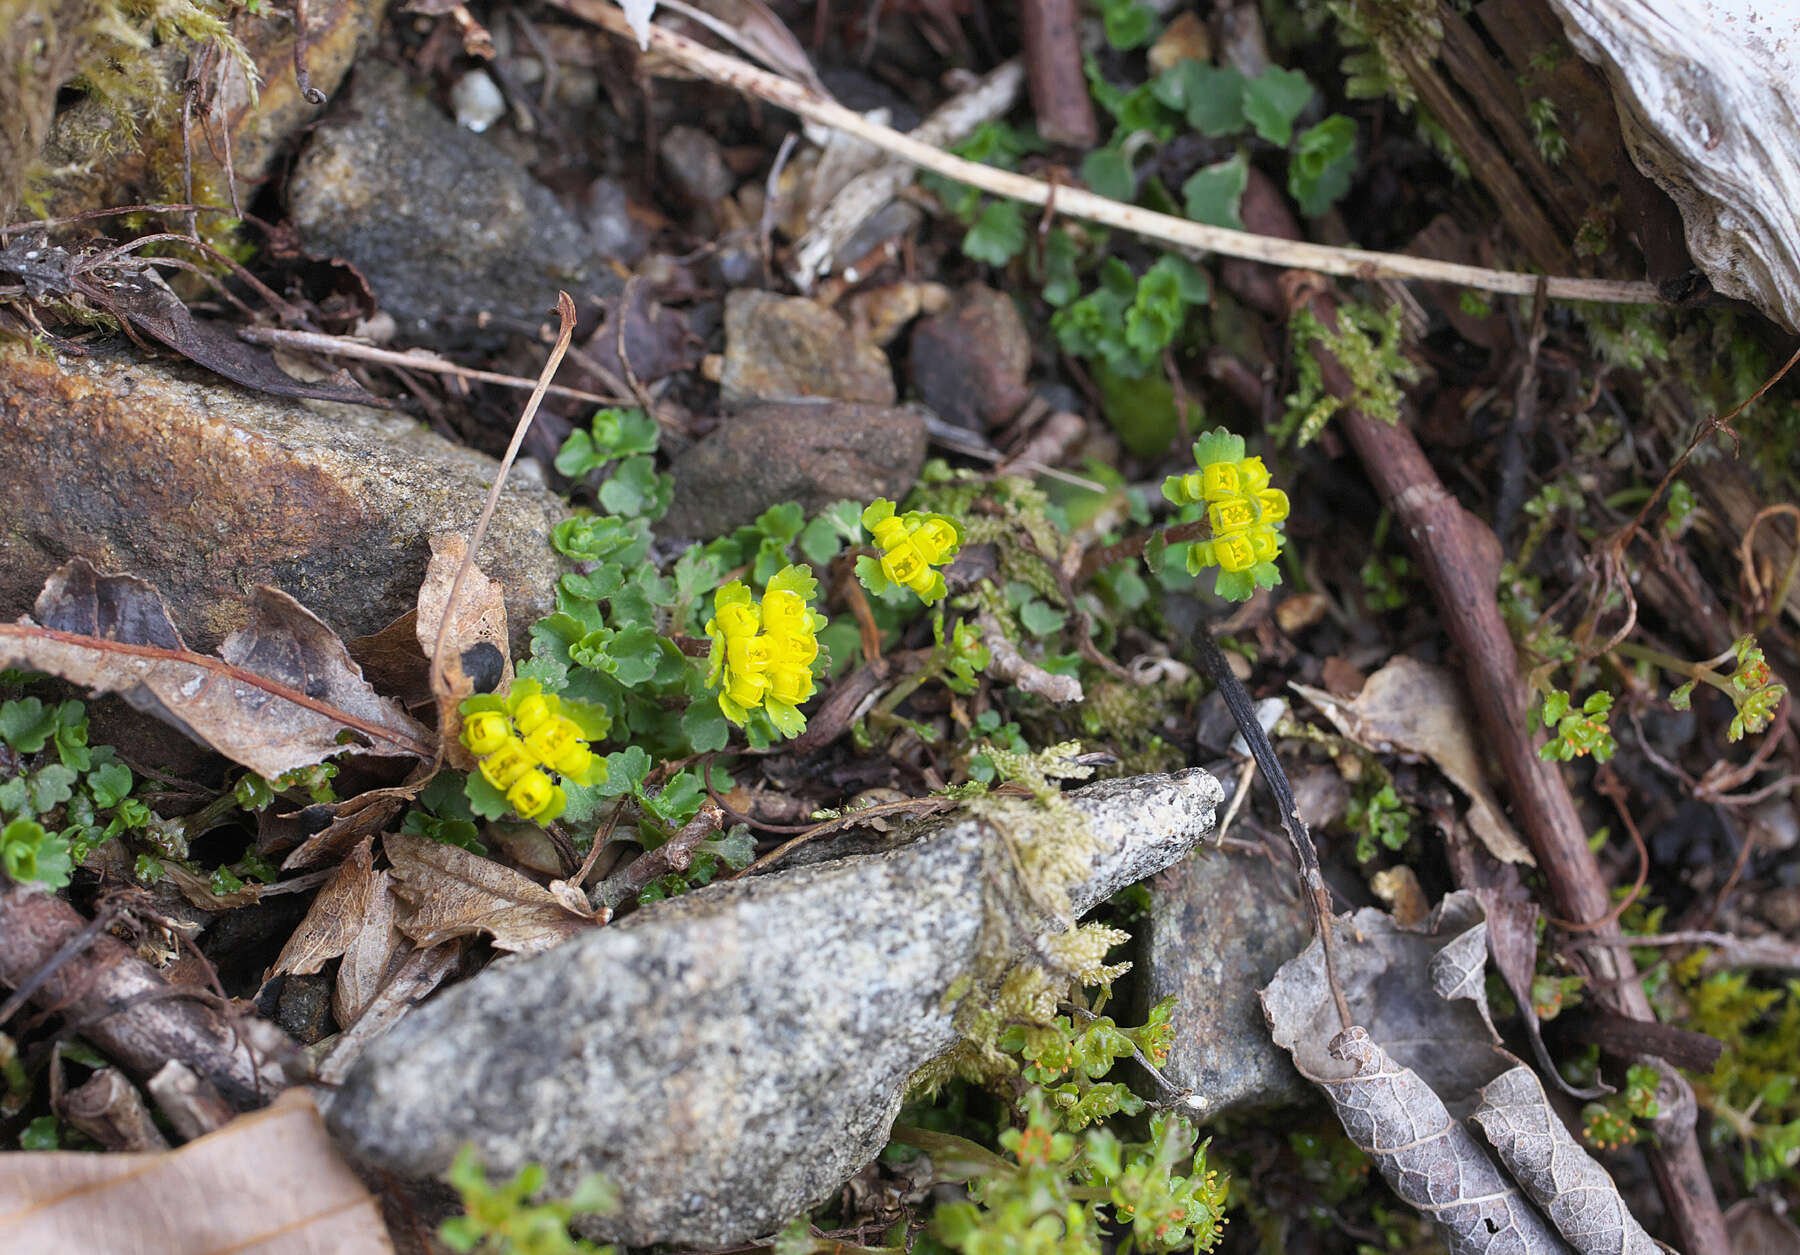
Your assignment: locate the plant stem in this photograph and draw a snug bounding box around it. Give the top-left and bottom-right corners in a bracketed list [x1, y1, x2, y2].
[1076, 519, 1210, 583]
[1611, 640, 1738, 698]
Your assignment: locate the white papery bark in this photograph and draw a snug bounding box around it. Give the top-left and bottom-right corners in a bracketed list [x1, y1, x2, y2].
[1549, 0, 1800, 330]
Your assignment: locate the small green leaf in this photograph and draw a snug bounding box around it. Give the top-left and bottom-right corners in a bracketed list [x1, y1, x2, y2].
[681, 696, 731, 753]
[1041, 230, 1081, 307]
[798, 516, 842, 565]
[27, 765, 75, 814]
[1243, 66, 1313, 146]
[1100, 0, 1155, 50]
[763, 698, 807, 739]
[1182, 153, 1249, 230]
[963, 201, 1027, 267]
[600, 746, 652, 797]
[463, 773, 511, 820]
[599, 456, 672, 519]
[86, 761, 133, 809]
[0, 698, 57, 753]
[1154, 61, 1247, 136]
[1290, 115, 1358, 216]
[1019, 600, 1067, 637]
[1081, 147, 1135, 203]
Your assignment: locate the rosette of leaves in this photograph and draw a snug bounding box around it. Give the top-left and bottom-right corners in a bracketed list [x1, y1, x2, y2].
[0, 696, 149, 887]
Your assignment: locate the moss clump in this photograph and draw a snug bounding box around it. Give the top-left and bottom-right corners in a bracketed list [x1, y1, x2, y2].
[1, 0, 254, 219]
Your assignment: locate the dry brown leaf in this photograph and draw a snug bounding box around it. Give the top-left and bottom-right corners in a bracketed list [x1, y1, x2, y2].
[337, 868, 402, 1030]
[0, 559, 432, 779]
[1726, 1198, 1800, 1254]
[1263, 894, 1654, 1254]
[0, 1088, 393, 1253]
[385, 829, 598, 954]
[1472, 1067, 1657, 1253]
[269, 836, 403, 1029]
[415, 533, 512, 763]
[316, 940, 464, 1086]
[1292, 655, 1534, 865]
[282, 787, 414, 872]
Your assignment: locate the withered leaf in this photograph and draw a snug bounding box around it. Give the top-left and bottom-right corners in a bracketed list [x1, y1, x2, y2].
[384, 829, 598, 954]
[1293, 657, 1534, 865]
[1315, 1028, 1570, 1253]
[0, 1089, 392, 1254]
[415, 532, 511, 766]
[101, 271, 388, 406]
[1264, 894, 1653, 1254]
[0, 559, 432, 779]
[272, 837, 383, 979]
[1472, 1067, 1657, 1254]
[316, 940, 464, 1087]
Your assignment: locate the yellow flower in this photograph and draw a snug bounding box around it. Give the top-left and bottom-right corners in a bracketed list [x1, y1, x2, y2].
[1165, 434, 1289, 575]
[705, 565, 825, 738]
[457, 681, 606, 823]
[859, 498, 962, 604]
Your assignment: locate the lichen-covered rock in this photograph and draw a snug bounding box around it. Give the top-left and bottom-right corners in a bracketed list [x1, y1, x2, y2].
[289, 61, 616, 346]
[719, 290, 897, 408]
[659, 401, 926, 539]
[324, 769, 1223, 1246]
[1144, 843, 1312, 1119]
[0, 344, 566, 655]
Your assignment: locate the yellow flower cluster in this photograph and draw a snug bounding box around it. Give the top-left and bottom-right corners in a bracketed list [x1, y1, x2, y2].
[460, 685, 604, 822]
[859, 499, 962, 604]
[1167, 454, 1290, 573]
[706, 565, 825, 735]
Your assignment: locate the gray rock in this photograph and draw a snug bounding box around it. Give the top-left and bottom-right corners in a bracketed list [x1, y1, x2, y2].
[325, 769, 1223, 1246]
[289, 61, 615, 346]
[0, 344, 567, 656]
[658, 125, 737, 205]
[908, 283, 1032, 430]
[720, 290, 897, 408]
[659, 402, 926, 539]
[1144, 842, 1312, 1120]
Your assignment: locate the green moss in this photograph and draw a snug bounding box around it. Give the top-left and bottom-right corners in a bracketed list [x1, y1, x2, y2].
[1282, 301, 1419, 443]
[3, 0, 255, 218]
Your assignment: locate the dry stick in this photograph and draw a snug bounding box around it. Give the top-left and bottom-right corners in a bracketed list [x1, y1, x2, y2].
[427, 292, 578, 705]
[238, 327, 629, 407]
[1192, 629, 1352, 1032]
[556, 0, 1661, 304]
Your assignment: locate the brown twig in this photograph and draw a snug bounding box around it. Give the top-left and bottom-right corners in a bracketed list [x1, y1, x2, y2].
[0, 887, 280, 1109]
[605, 801, 725, 904]
[238, 327, 629, 407]
[1019, 0, 1097, 147]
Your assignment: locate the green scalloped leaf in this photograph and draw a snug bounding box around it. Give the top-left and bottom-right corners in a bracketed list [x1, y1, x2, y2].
[854, 553, 895, 599]
[1190, 427, 1245, 469]
[766, 563, 819, 603]
[860, 498, 897, 530]
[763, 698, 806, 739]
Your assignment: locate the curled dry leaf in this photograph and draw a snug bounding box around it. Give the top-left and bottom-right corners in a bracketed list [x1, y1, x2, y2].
[0, 1089, 393, 1254]
[384, 829, 598, 954]
[1263, 893, 1654, 1254]
[1472, 1067, 1658, 1254]
[1319, 1027, 1571, 1253]
[416, 531, 512, 766]
[1292, 655, 1534, 865]
[0, 558, 432, 779]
